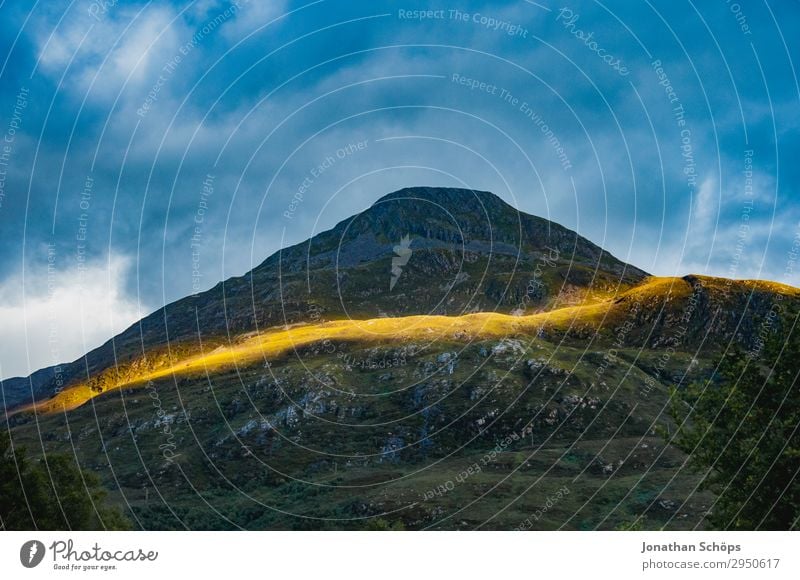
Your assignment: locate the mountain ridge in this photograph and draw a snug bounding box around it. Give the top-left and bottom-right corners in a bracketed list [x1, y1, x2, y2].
[14, 274, 799, 416]
[2, 187, 795, 414]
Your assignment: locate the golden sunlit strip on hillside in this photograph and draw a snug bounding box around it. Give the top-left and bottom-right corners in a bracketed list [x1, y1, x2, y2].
[18, 276, 798, 415]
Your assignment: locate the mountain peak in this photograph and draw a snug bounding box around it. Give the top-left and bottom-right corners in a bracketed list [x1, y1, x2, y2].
[372, 187, 522, 225]
[375, 186, 512, 208]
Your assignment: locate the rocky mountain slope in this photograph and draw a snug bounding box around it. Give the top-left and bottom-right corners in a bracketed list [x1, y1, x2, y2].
[2, 187, 646, 411]
[3, 187, 798, 530]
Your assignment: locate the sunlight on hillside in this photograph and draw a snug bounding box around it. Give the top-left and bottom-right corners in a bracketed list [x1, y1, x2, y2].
[20, 276, 798, 415]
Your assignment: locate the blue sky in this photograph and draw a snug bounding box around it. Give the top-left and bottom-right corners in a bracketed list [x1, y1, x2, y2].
[0, 0, 798, 378]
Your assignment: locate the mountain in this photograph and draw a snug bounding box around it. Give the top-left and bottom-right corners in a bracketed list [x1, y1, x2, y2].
[3, 187, 798, 530]
[1, 187, 647, 411]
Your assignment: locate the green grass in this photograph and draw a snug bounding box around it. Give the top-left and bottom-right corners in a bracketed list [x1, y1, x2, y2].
[8, 335, 714, 530]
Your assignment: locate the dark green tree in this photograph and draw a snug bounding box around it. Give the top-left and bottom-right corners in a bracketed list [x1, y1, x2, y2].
[364, 517, 406, 530]
[0, 432, 129, 530]
[669, 324, 800, 529]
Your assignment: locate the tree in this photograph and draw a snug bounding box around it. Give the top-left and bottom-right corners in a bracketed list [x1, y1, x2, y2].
[0, 432, 129, 530]
[364, 517, 406, 530]
[669, 324, 800, 530]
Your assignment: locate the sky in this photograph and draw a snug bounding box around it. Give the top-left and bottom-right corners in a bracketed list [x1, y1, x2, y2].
[0, 0, 798, 379]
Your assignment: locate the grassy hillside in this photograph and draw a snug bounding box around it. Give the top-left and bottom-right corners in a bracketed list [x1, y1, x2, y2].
[15, 275, 797, 416]
[6, 274, 797, 530]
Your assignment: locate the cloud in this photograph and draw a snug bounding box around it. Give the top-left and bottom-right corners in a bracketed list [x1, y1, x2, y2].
[0, 254, 144, 380]
[691, 176, 716, 226]
[220, 0, 288, 40]
[35, 2, 180, 100]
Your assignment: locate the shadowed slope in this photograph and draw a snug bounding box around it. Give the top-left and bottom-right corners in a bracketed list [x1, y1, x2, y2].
[19, 275, 798, 415]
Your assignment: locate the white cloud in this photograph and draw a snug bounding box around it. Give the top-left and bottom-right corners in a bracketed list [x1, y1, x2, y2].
[35, 2, 180, 100]
[662, 176, 719, 275]
[220, 0, 288, 41]
[0, 254, 144, 380]
[691, 176, 718, 229]
[32, 1, 281, 108]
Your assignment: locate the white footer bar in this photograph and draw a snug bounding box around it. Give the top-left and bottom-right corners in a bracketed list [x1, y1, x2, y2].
[1, 531, 798, 579]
